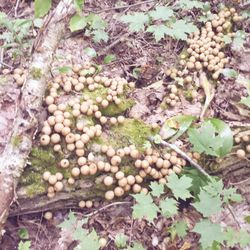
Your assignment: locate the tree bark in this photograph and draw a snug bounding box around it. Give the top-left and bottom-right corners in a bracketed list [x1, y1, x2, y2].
[0, 0, 74, 233]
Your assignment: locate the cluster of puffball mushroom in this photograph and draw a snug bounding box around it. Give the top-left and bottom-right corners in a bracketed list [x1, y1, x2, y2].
[234, 133, 250, 159]
[1, 67, 26, 86]
[39, 62, 187, 205]
[164, 7, 242, 105]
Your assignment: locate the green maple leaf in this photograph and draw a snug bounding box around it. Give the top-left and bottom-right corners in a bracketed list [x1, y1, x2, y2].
[240, 96, 250, 108]
[69, 14, 87, 32]
[166, 173, 192, 200]
[120, 13, 149, 32]
[188, 119, 233, 157]
[149, 6, 173, 21]
[202, 178, 223, 197]
[132, 193, 159, 223]
[223, 227, 239, 247]
[87, 14, 107, 30]
[174, 221, 188, 238]
[91, 29, 109, 43]
[193, 190, 222, 217]
[159, 198, 178, 217]
[126, 242, 145, 250]
[169, 20, 198, 40]
[150, 182, 165, 197]
[18, 241, 31, 250]
[222, 187, 242, 204]
[177, 0, 204, 10]
[75, 230, 100, 250]
[193, 220, 224, 249]
[238, 229, 250, 248]
[34, 0, 51, 17]
[233, 30, 247, 49]
[146, 25, 172, 41]
[58, 211, 77, 230]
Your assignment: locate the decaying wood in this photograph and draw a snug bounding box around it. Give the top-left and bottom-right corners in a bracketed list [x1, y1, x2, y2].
[0, 0, 75, 233]
[7, 156, 249, 217]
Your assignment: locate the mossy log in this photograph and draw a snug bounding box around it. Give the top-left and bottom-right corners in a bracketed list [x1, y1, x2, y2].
[9, 118, 158, 216]
[9, 137, 250, 216]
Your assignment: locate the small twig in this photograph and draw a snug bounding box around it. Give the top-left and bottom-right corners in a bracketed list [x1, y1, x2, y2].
[150, 137, 210, 177]
[83, 201, 131, 218]
[0, 61, 13, 70]
[229, 177, 250, 185]
[227, 205, 241, 229]
[85, 0, 156, 14]
[14, 0, 21, 17]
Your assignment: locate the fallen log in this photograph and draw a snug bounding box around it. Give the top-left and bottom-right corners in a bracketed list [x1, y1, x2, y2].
[0, 0, 75, 233]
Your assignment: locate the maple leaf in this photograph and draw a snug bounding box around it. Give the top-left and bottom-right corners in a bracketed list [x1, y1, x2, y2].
[193, 189, 222, 217]
[58, 211, 77, 230]
[169, 20, 198, 40]
[75, 230, 100, 250]
[146, 25, 172, 41]
[87, 13, 107, 30]
[174, 221, 188, 238]
[159, 198, 178, 217]
[132, 193, 159, 223]
[69, 14, 87, 32]
[149, 6, 173, 21]
[192, 220, 224, 249]
[166, 173, 192, 200]
[240, 96, 250, 108]
[91, 29, 109, 43]
[126, 242, 146, 250]
[177, 0, 204, 10]
[149, 182, 165, 197]
[120, 13, 149, 32]
[223, 187, 243, 203]
[188, 121, 227, 157]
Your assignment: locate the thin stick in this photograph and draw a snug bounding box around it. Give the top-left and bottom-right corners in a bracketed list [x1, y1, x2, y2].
[85, 0, 156, 14]
[14, 0, 21, 17]
[83, 201, 131, 217]
[150, 137, 210, 177]
[227, 205, 241, 229]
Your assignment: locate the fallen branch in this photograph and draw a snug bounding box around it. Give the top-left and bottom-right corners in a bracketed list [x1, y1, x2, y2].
[149, 137, 210, 177]
[0, 0, 75, 234]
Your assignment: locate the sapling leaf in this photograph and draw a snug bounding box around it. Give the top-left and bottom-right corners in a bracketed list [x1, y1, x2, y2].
[91, 29, 109, 43]
[120, 13, 149, 32]
[192, 219, 224, 249]
[168, 20, 198, 40]
[166, 173, 193, 200]
[34, 0, 51, 17]
[222, 68, 239, 79]
[149, 182, 165, 197]
[126, 242, 146, 250]
[188, 119, 233, 157]
[84, 47, 97, 57]
[58, 211, 77, 230]
[115, 233, 128, 248]
[18, 241, 31, 250]
[104, 54, 116, 64]
[159, 198, 178, 217]
[149, 6, 173, 21]
[146, 25, 172, 41]
[132, 193, 159, 222]
[193, 189, 222, 217]
[69, 14, 87, 32]
[240, 96, 250, 108]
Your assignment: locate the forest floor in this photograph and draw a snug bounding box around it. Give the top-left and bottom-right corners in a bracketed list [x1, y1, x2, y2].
[0, 0, 250, 250]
